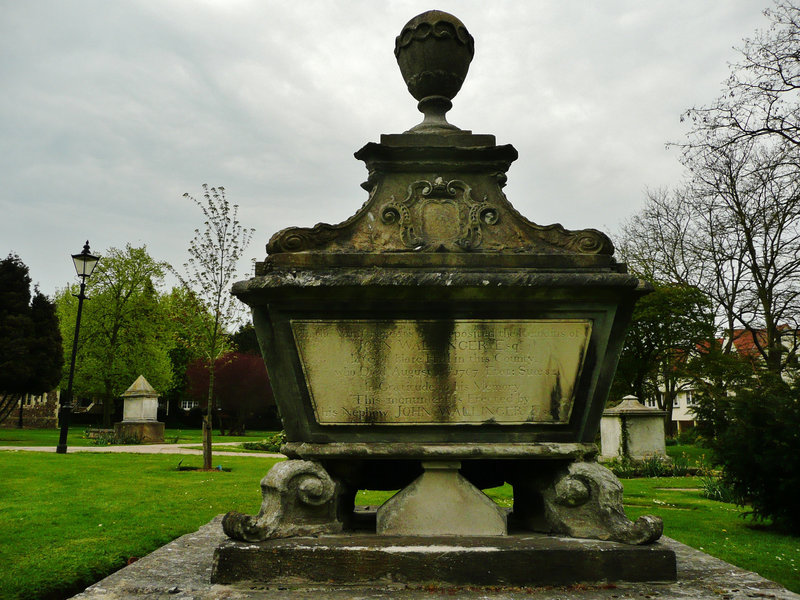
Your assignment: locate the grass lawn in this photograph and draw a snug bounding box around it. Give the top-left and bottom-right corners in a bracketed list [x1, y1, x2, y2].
[0, 451, 276, 600]
[0, 427, 279, 447]
[2, 449, 797, 598]
[666, 444, 715, 468]
[624, 477, 799, 592]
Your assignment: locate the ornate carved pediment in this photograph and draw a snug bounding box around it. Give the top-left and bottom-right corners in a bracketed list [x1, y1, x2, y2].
[265, 158, 614, 260]
[380, 177, 498, 252]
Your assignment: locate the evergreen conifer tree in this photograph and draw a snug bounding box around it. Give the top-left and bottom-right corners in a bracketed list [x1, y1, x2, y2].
[0, 254, 63, 424]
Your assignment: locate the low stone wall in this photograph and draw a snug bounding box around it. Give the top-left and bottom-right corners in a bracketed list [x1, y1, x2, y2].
[0, 390, 59, 429]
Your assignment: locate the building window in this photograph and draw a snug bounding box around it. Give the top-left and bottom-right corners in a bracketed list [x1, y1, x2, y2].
[645, 397, 657, 408]
[686, 390, 697, 406]
[673, 395, 680, 408]
[180, 399, 199, 411]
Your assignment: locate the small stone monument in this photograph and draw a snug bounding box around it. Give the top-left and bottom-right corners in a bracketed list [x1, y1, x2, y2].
[114, 375, 164, 443]
[213, 10, 674, 586]
[601, 395, 667, 460]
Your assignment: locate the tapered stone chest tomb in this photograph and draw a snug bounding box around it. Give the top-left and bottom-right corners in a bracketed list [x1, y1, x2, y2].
[214, 10, 673, 586]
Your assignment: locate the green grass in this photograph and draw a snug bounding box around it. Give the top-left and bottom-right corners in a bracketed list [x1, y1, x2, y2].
[165, 429, 280, 444]
[624, 477, 799, 592]
[197, 444, 281, 454]
[0, 427, 98, 447]
[666, 444, 714, 468]
[1, 449, 797, 598]
[0, 451, 276, 600]
[0, 427, 279, 447]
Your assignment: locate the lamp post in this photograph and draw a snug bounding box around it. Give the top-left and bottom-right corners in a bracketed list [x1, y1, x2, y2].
[56, 241, 100, 455]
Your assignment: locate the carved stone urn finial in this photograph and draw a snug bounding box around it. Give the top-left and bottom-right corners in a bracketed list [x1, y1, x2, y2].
[395, 10, 474, 134]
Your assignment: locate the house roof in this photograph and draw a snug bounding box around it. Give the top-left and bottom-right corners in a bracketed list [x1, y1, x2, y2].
[729, 329, 766, 356]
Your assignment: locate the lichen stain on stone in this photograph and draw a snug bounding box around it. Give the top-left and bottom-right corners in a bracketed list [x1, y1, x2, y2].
[333, 320, 394, 424]
[416, 320, 457, 420]
[549, 368, 563, 422]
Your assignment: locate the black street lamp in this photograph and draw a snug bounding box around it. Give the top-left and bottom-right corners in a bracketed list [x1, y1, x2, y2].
[56, 241, 100, 455]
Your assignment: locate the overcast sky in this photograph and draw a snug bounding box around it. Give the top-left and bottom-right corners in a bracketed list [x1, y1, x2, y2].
[0, 1, 772, 298]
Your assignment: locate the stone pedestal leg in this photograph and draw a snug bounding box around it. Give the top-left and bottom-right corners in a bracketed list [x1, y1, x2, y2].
[513, 461, 662, 545]
[222, 460, 343, 542]
[376, 461, 506, 536]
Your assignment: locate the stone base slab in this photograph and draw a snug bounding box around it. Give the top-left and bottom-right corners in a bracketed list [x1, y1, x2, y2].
[70, 516, 800, 600]
[114, 421, 164, 443]
[211, 533, 677, 586]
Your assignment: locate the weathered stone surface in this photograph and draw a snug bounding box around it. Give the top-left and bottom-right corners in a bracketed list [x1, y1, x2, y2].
[233, 268, 645, 447]
[120, 375, 160, 422]
[70, 516, 800, 599]
[376, 461, 506, 536]
[113, 421, 164, 443]
[283, 441, 597, 460]
[222, 460, 342, 542]
[116, 375, 164, 441]
[600, 395, 667, 460]
[227, 8, 656, 552]
[213, 532, 674, 586]
[291, 319, 591, 426]
[394, 10, 473, 133]
[514, 461, 662, 545]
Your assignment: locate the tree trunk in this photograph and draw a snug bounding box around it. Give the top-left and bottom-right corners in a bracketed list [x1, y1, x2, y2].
[103, 396, 113, 428]
[202, 414, 213, 470]
[663, 385, 677, 438]
[203, 361, 215, 470]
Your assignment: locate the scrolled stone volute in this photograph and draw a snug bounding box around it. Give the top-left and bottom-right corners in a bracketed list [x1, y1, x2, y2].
[542, 462, 663, 545]
[221, 460, 342, 542]
[395, 10, 474, 132]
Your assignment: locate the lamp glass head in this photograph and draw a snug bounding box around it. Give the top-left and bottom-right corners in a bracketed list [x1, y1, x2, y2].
[72, 241, 100, 279]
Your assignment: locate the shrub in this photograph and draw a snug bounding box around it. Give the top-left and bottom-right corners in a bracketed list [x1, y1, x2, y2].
[604, 456, 639, 478]
[700, 475, 737, 503]
[694, 375, 800, 532]
[242, 431, 286, 453]
[676, 427, 701, 446]
[640, 455, 671, 478]
[604, 454, 692, 478]
[671, 452, 690, 477]
[85, 430, 143, 446]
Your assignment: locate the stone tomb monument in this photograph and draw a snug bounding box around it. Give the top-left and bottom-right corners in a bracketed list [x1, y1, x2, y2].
[214, 10, 674, 586]
[600, 395, 667, 461]
[114, 375, 164, 443]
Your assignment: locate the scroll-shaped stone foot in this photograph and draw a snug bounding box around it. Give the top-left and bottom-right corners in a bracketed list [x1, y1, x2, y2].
[516, 461, 662, 545]
[222, 460, 343, 542]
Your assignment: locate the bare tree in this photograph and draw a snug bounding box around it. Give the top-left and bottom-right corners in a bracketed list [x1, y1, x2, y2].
[684, 1, 800, 149]
[619, 139, 800, 374]
[177, 185, 254, 470]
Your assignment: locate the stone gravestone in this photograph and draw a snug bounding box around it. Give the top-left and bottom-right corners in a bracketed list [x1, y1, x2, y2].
[601, 395, 667, 460]
[114, 375, 164, 443]
[213, 10, 674, 586]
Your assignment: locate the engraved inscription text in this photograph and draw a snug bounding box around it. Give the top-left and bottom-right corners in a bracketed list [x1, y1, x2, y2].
[291, 319, 591, 426]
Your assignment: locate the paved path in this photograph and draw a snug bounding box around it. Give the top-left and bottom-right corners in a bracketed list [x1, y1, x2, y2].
[0, 442, 283, 458]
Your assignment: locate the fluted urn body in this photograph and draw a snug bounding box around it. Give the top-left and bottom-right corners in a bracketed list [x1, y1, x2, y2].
[395, 10, 474, 132]
[395, 10, 474, 103]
